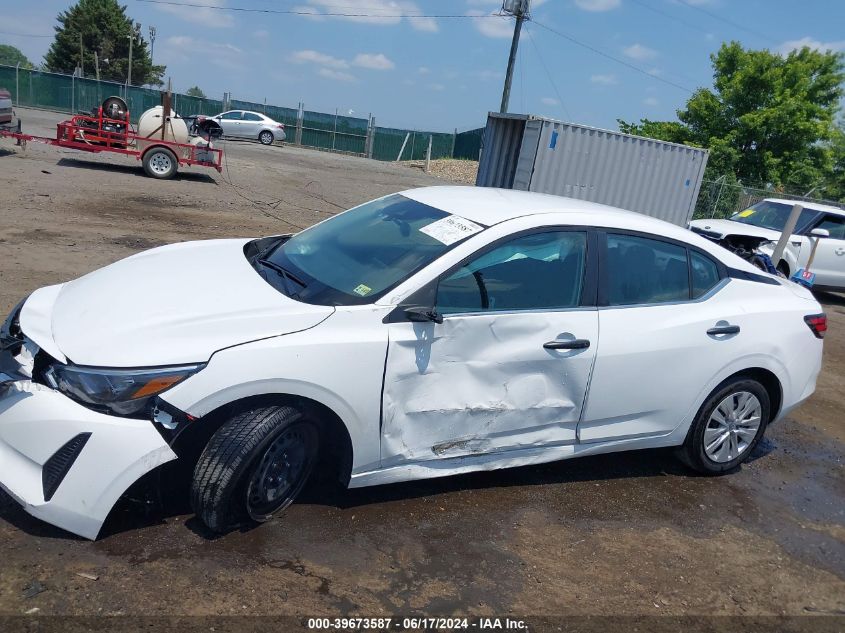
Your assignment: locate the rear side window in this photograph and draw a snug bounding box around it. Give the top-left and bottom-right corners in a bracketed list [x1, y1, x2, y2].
[606, 234, 689, 305]
[437, 231, 587, 314]
[691, 251, 721, 298]
[242, 112, 263, 121]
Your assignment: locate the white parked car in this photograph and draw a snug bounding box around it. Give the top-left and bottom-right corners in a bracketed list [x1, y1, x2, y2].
[690, 198, 845, 291]
[0, 187, 825, 539]
[211, 110, 286, 145]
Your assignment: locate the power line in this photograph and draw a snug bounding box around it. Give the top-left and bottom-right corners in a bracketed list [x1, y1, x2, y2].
[626, 0, 713, 37]
[133, 0, 503, 19]
[530, 19, 695, 94]
[674, 0, 777, 45]
[524, 26, 571, 120]
[0, 30, 54, 38]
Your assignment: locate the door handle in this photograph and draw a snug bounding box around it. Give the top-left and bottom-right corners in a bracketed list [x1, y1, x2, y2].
[543, 339, 590, 350]
[835, 248, 845, 256]
[707, 325, 740, 336]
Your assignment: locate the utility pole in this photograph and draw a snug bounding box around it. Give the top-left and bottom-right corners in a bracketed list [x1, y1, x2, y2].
[127, 33, 133, 86]
[79, 33, 84, 77]
[500, 0, 530, 113]
[148, 26, 157, 64]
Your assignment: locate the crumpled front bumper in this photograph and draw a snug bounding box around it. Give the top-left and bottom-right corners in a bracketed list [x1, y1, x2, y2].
[0, 373, 177, 539]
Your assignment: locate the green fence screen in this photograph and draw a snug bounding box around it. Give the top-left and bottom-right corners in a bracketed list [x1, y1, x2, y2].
[1, 64, 473, 162]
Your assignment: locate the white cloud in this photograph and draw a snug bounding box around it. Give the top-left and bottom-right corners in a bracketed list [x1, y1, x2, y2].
[777, 36, 845, 55]
[163, 35, 243, 68]
[475, 69, 503, 81]
[319, 68, 356, 82]
[418, 66, 431, 75]
[643, 97, 659, 106]
[590, 73, 617, 85]
[429, 83, 446, 91]
[467, 10, 514, 38]
[304, 0, 438, 32]
[254, 29, 269, 39]
[574, 0, 621, 11]
[353, 53, 395, 70]
[623, 43, 658, 61]
[541, 97, 559, 106]
[290, 49, 349, 68]
[155, 0, 233, 28]
[292, 5, 325, 20]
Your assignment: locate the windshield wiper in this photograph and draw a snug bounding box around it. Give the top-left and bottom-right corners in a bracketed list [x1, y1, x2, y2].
[257, 258, 307, 297]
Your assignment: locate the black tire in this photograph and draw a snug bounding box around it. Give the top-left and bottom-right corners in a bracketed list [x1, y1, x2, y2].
[142, 147, 178, 179]
[258, 130, 274, 145]
[190, 405, 319, 533]
[776, 260, 790, 278]
[678, 378, 770, 474]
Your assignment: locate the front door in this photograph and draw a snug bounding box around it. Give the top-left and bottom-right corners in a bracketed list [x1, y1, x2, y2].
[381, 229, 598, 465]
[807, 214, 845, 289]
[217, 111, 243, 136]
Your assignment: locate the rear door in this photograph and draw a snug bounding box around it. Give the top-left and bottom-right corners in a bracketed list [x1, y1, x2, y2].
[241, 112, 264, 138]
[578, 231, 746, 442]
[806, 214, 845, 289]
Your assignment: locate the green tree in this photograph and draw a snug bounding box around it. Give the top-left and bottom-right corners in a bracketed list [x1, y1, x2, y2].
[0, 44, 34, 69]
[619, 42, 845, 192]
[44, 0, 164, 85]
[823, 122, 845, 201]
[185, 85, 206, 98]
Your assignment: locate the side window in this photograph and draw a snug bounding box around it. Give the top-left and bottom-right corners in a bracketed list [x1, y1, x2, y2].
[220, 111, 242, 120]
[815, 215, 845, 240]
[606, 234, 689, 305]
[436, 231, 587, 314]
[242, 112, 262, 121]
[691, 251, 721, 298]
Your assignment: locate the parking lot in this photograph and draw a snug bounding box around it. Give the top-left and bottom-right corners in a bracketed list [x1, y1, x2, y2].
[0, 108, 843, 621]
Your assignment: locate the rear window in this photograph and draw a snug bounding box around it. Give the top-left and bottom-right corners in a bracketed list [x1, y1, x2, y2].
[606, 234, 689, 305]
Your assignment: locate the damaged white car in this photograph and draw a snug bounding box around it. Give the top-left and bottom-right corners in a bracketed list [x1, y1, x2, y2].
[0, 187, 826, 539]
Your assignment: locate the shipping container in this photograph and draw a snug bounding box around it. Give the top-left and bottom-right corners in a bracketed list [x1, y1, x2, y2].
[476, 112, 709, 226]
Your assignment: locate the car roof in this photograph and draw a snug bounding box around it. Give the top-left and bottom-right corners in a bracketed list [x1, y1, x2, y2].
[762, 197, 845, 215]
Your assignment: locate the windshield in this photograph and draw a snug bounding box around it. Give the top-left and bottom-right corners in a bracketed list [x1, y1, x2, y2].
[729, 200, 819, 233]
[254, 194, 486, 305]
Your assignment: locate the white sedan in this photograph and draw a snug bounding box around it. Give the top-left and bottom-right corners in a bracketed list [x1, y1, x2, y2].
[690, 197, 845, 291]
[211, 110, 286, 145]
[0, 187, 825, 539]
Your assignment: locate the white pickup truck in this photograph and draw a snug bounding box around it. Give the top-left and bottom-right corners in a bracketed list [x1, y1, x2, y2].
[690, 198, 845, 292]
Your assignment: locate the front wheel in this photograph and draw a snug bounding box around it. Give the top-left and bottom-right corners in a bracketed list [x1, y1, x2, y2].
[678, 378, 770, 474]
[142, 147, 178, 179]
[191, 405, 319, 533]
[258, 130, 274, 145]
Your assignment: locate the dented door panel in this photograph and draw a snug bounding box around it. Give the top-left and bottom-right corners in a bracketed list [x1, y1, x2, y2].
[381, 310, 598, 465]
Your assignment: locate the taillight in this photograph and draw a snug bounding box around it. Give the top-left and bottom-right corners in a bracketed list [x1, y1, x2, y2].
[804, 313, 827, 339]
[277, 123, 285, 129]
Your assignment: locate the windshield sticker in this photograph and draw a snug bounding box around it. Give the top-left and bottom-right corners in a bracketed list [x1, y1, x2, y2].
[420, 215, 484, 245]
[738, 209, 755, 217]
[353, 284, 372, 296]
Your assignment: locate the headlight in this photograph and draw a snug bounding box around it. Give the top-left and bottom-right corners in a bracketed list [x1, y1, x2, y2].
[45, 363, 204, 417]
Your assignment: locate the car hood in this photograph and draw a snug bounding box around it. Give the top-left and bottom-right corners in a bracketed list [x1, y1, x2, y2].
[19, 239, 334, 368]
[689, 218, 782, 240]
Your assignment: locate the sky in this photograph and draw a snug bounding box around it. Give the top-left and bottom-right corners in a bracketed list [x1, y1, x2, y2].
[2, 0, 845, 133]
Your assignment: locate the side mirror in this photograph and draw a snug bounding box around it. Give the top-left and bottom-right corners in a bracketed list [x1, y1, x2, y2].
[404, 306, 444, 324]
[810, 228, 830, 238]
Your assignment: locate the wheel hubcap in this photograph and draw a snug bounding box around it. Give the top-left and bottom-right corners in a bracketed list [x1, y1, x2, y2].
[261, 132, 272, 143]
[704, 391, 762, 463]
[150, 153, 172, 174]
[246, 427, 312, 518]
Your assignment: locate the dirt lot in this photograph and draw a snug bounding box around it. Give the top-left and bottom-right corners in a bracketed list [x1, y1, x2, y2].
[0, 108, 843, 627]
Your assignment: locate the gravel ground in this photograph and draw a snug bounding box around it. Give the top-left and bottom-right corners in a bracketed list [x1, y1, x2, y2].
[0, 108, 843, 628]
[401, 158, 479, 184]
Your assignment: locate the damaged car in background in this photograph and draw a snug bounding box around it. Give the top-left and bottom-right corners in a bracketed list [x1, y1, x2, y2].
[0, 187, 826, 539]
[690, 198, 845, 291]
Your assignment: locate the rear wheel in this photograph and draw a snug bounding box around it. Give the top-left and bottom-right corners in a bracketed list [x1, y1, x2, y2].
[190, 405, 319, 533]
[679, 378, 770, 474]
[258, 130, 274, 145]
[142, 147, 178, 179]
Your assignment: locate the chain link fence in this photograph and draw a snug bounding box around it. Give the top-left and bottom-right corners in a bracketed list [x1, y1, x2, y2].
[693, 177, 845, 220]
[0, 63, 476, 163]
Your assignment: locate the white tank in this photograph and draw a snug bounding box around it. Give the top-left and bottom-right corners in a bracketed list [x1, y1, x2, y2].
[137, 106, 189, 144]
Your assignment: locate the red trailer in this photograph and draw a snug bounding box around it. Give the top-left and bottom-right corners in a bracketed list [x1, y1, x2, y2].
[0, 95, 223, 180]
